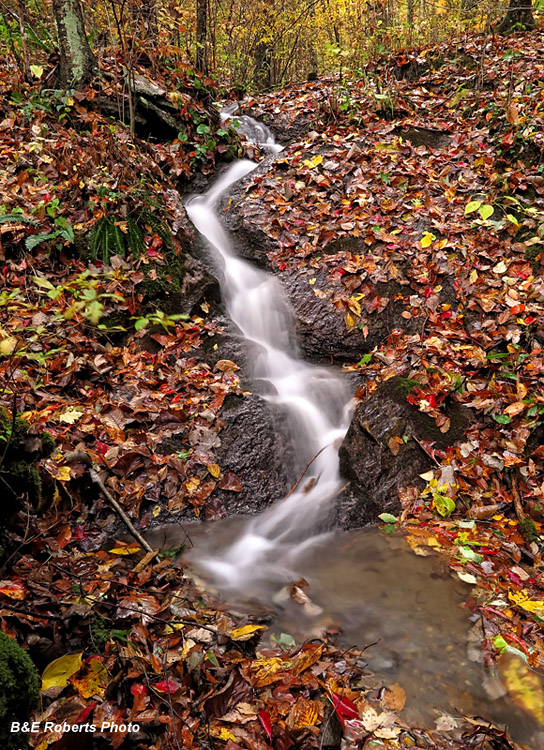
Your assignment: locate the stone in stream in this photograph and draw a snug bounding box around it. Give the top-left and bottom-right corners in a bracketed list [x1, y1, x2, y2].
[338, 376, 472, 527]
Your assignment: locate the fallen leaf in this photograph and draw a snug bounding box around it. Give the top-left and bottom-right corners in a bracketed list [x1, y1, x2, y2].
[42, 653, 83, 691]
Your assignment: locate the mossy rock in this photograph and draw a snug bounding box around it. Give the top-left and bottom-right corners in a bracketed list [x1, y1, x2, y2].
[138, 250, 185, 302]
[0, 408, 55, 516]
[0, 632, 40, 749]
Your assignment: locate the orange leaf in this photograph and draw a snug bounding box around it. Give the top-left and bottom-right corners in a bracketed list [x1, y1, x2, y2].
[0, 580, 26, 599]
[504, 401, 526, 417]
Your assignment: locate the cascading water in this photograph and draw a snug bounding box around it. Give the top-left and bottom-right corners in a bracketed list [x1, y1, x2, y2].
[184, 113, 352, 595]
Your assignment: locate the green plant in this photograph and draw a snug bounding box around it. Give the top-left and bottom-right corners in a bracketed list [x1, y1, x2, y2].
[32, 270, 126, 326]
[88, 210, 174, 265]
[133, 309, 189, 332]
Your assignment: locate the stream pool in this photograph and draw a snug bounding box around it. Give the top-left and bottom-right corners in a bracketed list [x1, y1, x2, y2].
[142, 520, 544, 748]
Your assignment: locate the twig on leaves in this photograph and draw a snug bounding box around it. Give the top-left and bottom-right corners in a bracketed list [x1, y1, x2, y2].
[64, 450, 155, 556]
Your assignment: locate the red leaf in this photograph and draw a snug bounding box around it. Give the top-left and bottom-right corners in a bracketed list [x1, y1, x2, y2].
[131, 682, 148, 696]
[154, 679, 178, 694]
[331, 693, 359, 720]
[258, 708, 272, 743]
[75, 702, 97, 724]
[73, 526, 86, 542]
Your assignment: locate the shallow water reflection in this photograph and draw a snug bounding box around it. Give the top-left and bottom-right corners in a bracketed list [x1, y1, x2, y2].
[146, 521, 544, 747]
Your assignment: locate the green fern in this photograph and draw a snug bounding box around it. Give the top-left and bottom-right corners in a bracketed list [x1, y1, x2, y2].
[0, 213, 37, 226]
[88, 212, 172, 264]
[140, 210, 174, 251]
[127, 217, 146, 257]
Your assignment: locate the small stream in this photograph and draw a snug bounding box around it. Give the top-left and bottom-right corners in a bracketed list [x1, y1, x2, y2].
[185, 115, 352, 595]
[178, 113, 544, 747]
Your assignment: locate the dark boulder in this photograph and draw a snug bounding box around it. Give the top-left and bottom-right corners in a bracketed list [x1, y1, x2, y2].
[282, 269, 419, 363]
[338, 377, 472, 527]
[212, 393, 294, 517]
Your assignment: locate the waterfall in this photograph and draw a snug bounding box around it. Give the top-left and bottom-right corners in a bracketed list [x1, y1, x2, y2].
[184, 113, 352, 595]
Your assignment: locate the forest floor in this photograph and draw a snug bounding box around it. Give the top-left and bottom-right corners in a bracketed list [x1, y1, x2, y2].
[1, 28, 544, 750]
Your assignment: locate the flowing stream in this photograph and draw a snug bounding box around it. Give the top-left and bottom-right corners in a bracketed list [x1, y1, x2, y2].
[185, 113, 352, 595]
[179, 115, 544, 747]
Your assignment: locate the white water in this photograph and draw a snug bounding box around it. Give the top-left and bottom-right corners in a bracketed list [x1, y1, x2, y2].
[184, 116, 352, 595]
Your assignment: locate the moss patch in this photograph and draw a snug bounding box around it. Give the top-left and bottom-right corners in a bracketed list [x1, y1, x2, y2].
[0, 408, 55, 516]
[0, 632, 40, 749]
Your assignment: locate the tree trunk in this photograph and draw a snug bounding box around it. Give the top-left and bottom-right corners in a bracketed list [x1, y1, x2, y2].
[196, 0, 208, 75]
[496, 0, 535, 32]
[52, 0, 97, 88]
[16, 0, 30, 79]
[253, 40, 271, 90]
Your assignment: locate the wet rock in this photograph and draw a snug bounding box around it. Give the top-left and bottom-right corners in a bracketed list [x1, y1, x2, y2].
[393, 126, 452, 149]
[213, 393, 293, 516]
[282, 269, 418, 363]
[338, 377, 472, 526]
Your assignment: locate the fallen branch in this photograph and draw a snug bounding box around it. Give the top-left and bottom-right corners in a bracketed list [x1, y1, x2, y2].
[282, 444, 328, 501]
[64, 450, 155, 555]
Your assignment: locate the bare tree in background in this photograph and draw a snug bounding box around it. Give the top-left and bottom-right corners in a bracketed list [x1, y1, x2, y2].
[52, 0, 97, 88]
[196, 0, 208, 74]
[496, 0, 535, 32]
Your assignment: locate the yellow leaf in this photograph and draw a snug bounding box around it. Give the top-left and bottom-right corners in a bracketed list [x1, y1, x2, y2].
[493, 260, 508, 274]
[209, 724, 238, 742]
[345, 312, 355, 327]
[42, 652, 82, 691]
[109, 545, 142, 555]
[58, 408, 84, 424]
[499, 652, 544, 726]
[0, 336, 17, 355]
[185, 476, 200, 492]
[288, 697, 321, 729]
[420, 232, 436, 248]
[249, 656, 287, 686]
[508, 590, 544, 614]
[230, 624, 266, 641]
[347, 297, 361, 316]
[207, 463, 221, 478]
[70, 656, 108, 699]
[469, 269, 478, 283]
[311, 154, 323, 167]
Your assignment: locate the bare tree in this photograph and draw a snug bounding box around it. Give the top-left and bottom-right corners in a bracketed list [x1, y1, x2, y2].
[52, 0, 97, 88]
[496, 0, 535, 32]
[196, 0, 208, 74]
[131, 0, 158, 42]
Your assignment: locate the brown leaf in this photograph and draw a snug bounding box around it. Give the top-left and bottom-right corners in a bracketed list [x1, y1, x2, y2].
[506, 104, 519, 125]
[468, 504, 499, 520]
[384, 682, 406, 711]
[218, 472, 243, 492]
[388, 436, 400, 456]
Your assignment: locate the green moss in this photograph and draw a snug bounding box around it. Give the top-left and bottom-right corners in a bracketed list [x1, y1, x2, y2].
[139, 251, 184, 303]
[0, 409, 56, 515]
[0, 632, 40, 749]
[8, 463, 42, 504]
[389, 377, 422, 395]
[40, 432, 56, 457]
[520, 517, 540, 544]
